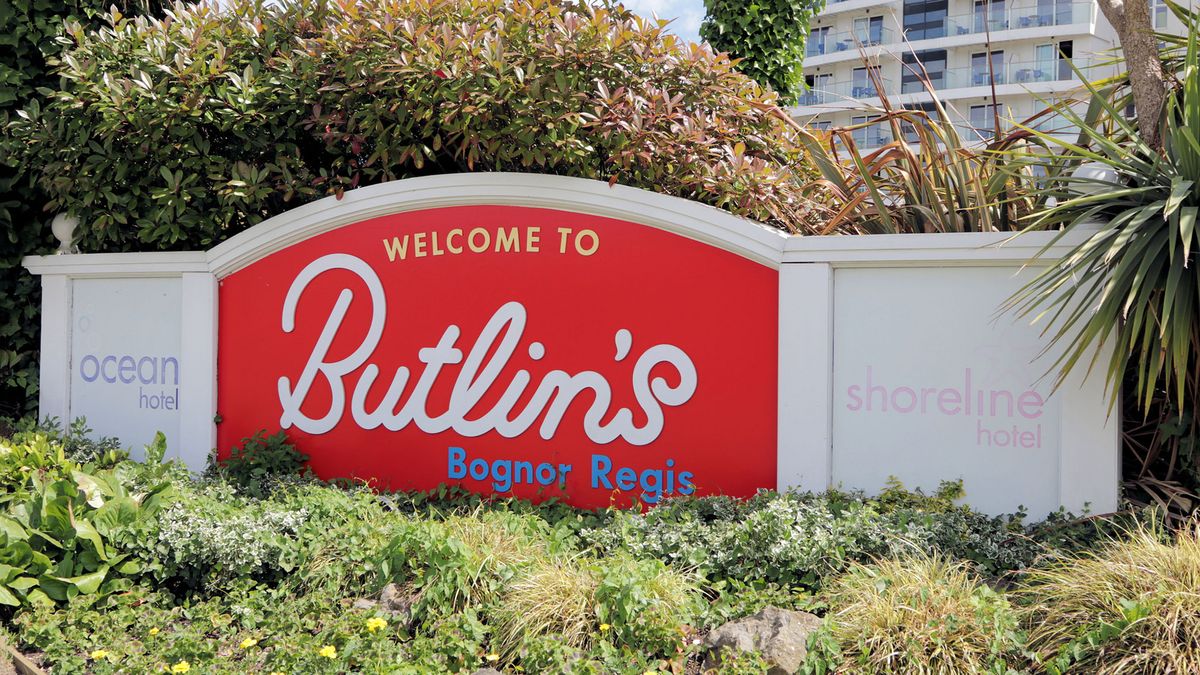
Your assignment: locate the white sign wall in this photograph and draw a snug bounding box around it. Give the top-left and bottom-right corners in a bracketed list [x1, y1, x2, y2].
[23, 173, 1119, 516]
[832, 267, 1063, 516]
[69, 277, 182, 460]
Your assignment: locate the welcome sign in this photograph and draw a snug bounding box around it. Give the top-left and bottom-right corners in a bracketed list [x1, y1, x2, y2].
[24, 173, 1119, 516]
[217, 206, 778, 507]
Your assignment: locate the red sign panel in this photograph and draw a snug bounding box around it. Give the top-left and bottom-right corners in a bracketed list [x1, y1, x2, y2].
[217, 205, 777, 507]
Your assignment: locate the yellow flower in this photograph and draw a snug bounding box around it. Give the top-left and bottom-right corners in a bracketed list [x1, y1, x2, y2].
[90, 649, 110, 660]
[240, 637, 259, 649]
[485, 653, 500, 662]
[148, 627, 160, 636]
[365, 617, 387, 633]
[319, 645, 338, 659]
[599, 623, 611, 632]
[170, 662, 191, 674]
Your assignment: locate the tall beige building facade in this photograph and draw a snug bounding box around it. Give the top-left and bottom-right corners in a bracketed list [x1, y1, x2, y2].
[794, 0, 1187, 146]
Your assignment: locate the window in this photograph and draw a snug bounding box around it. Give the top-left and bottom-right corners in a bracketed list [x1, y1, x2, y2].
[902, 49, 946, 93]
[903, 0, 948, 40]
[851, 114, 881, 147]
[853, 16, 885, 45]
[807, 26, 831, 57]
[970, 50, 1005, 86]
[852, 66, 880, 97]
[970, 104, 1000, 139]
[810, 120, 833, 131]
[1032, 41, 1073, 81]
[900, 102, 941, 142]
[973, 0, 1007, 32]
[800, 73, 834, 105]
[1151, 0, 1167, 28]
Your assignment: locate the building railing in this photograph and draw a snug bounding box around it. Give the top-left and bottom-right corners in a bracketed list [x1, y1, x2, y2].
[796, 77, 896, 105]
[799, 57, 1093, 106]
[807, 26, 896, 56]
[897, 1, 1092, 41]
[941, 57, 1095, 89]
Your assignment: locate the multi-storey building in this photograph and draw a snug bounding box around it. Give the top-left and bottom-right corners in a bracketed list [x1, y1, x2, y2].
[794, 0, 1187, 147]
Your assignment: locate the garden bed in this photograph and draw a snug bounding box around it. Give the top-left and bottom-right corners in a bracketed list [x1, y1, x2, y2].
[1, 422, 1197, 673]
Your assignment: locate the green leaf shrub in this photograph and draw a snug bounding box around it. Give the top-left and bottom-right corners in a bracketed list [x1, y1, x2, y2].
[2, 429, 1170, 673]
[580, 480, 1049, 589]
[7, 0, 827, 259]
[381, 510, 558, 624]
[0, 0, 166, 419]
[149, 482, 309, 591]
[212, 429, 311, 500]
[0, 430, 175, 607]
[701, 0, 827, 103]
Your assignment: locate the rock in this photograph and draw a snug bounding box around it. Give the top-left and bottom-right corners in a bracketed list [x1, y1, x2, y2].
[701, 606, 821, 675]
[379, 582, 416, 624]
[352, 598, 378, 610]
[471, 670, 504, 675]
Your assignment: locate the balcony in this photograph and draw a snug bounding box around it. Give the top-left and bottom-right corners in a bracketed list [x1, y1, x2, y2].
[806, 26, 896, 57]
[796, 78, 896, 106]
[850, 125, 894, 148]
[937, 2, 1093, 38]
[940, 58, 1093, 90]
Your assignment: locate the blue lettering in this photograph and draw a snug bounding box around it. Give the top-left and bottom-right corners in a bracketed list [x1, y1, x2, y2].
[615, 467, 637, 491]
[161, 357, 180, 385]
[101, 355, 118, 383]
[535, 463, 556, 486]
[138, 356, 157, 384]
[678, 471, 695, 496]
[80, 355, 100, 382]
[448, 447, 467, 479]
[591, 454, 613, 489]
[492, 460, 512, 492]
[469, 458, 488, 480]
[515, 461, 534, 484]
[118, 355, 136, 384]
[640, 468, 663, 504]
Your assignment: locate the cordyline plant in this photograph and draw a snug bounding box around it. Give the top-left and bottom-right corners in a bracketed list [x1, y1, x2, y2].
[6, 0, 833, 252]
[1003, 21, 1200, 506]
[797, 58, 1036, 233]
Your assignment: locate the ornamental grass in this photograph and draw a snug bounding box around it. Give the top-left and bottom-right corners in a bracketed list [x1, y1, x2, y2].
[825, 551, 1024, 674]
[492, 554, 701, 663]
[1021, 522, 1200, 674]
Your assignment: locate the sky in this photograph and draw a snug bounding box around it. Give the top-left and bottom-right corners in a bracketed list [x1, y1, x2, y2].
[619, 0, 706, 45]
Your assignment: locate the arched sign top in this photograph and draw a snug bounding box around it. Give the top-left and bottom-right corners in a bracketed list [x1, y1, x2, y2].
[206, 173, 790, 277]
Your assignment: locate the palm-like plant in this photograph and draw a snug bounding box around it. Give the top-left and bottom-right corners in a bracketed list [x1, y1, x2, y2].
[1005, 25, 1200, 504]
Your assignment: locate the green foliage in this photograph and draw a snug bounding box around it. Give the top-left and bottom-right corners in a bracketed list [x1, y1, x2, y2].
[3, 432, 1179, 673]
[700, 0, 827, 103]
[823, 552, 1026, 674]
[492, 553, 702, 661]
[1021, 521, 1200, 674]
[798, 70, 1035, 233]
[0, 432, 174, 607]
[381, 510, 556, 624]
[7, 0, 827, 256]
[213, 429, 311, 499]
[149, 482, 309, 591]
[1004, 27, 1200, 452]
[0, 0, 165, 419]
[581, 480, 1050, 589]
